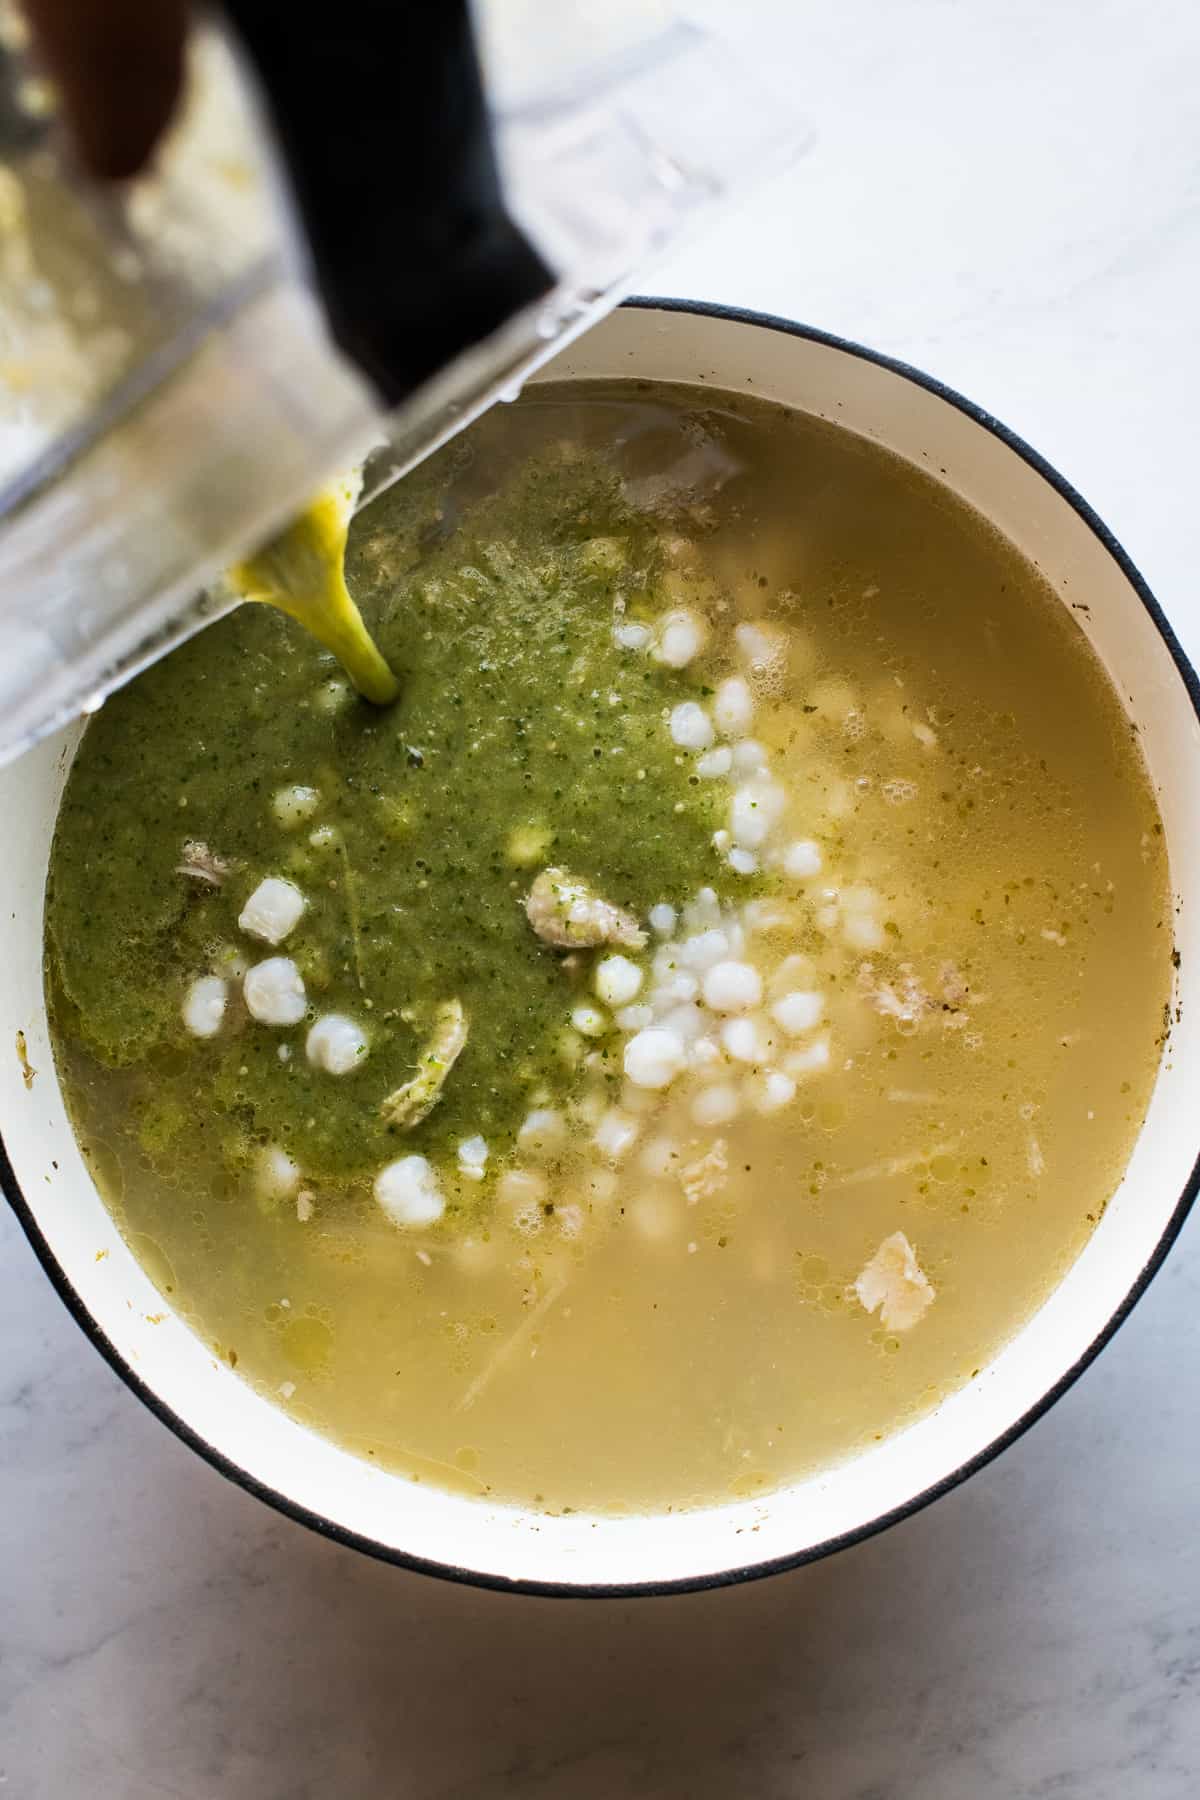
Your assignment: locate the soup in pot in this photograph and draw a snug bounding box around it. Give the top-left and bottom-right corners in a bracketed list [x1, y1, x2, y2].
[44, 383, 1172, 1514]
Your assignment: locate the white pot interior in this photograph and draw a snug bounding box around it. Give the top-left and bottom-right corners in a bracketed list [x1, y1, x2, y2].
[3, 304, 1198, 1592]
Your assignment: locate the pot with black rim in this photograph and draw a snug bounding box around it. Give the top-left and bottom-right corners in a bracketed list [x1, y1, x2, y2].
[3, 299, 1197, 1595]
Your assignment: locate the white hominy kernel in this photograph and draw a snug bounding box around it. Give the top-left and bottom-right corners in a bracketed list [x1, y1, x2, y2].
[651, 970, 700, 1010]
[683, 887, 722, 932]
[696, 746, 734, 778]
[842, 882, 879, 915]
[272, 784, 320, 829]
[457, 1136, 489, 1179]
[729, 785, 766, 848]
[912, 721, 939, 749]
[639, 1135, 680, 1178]
[614, 621, 651, 650]
[256, 1144, 300, 1199]
[652, 944, 680, 982]
[306, 1012, 369, 1074]
[712, 829, 732, 853]
[594, 1109, 640, 1162]
[690, 1034, 722, 1069]
[681, 928, 730, 971]
[691, 1083, 740, 1126]
[649, 903, 677, 936]
[243, 957, 306, 1027]
[770, 990, 825, 1036]
[784, 1034, 832, 1078]
[277, 1044, 291, 1063]
[702, 960, 763, 1013]
[734, 621, 780, 666]
[595, 954, 643, 1007]
[714, 674, 755, 736]
[518, 1108, 567, 1155]
[730, 779, 785, 849]
[661, 1002, 706, 1044]
[722, 1016, 766, 1063]
[654, 609, 706, 668]
[731, 739, 769, 775]
[375, 1155, 445, 1228]
[781, 838, 823, 879]
[308, 825, 336, 849]
[728, 847, 758, 875]
[669, 701, 714, 750]
[571, 1003, 608, 1038]
[624, 1026, 686, 1089]
[842, 912, 886, 952]
[615, 1003, 655, 1033]
[182, 974, 226, 1038]
[750, 1070, 797, 1114]
[238, 877, 306, 946]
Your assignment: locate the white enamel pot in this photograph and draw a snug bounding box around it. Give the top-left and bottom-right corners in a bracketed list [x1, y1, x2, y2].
[3, 300, 1199, 1596]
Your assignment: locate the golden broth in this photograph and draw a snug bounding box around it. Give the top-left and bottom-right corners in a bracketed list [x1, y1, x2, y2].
[46, 384, 1171, 1515]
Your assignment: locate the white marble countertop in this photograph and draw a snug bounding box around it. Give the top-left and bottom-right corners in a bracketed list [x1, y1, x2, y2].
[4, 2, 1200, 1794]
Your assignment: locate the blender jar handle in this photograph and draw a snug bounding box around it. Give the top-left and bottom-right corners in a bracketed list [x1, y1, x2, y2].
[222, 0, 553, 403]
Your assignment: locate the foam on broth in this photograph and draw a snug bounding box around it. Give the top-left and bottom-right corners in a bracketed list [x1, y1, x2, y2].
[44, 383, 1172, 1514]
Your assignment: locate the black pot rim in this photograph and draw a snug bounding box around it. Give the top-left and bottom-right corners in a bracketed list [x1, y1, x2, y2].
[5, 296, 1199, 1600]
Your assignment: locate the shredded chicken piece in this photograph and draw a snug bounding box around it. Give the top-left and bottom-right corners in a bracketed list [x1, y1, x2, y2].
[853, 1231, 935, 1331]
[829, 1141, 960, 1189]
[680, 1137, 728, 1205]
[939, 961, 970, 1009]
[455, 1277, 567, 1412]
[381, 1000, 468, 1128]
[525, 867, 646, 950]
[176, 840, 236, 887]
[858, 959, 933, 1027]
